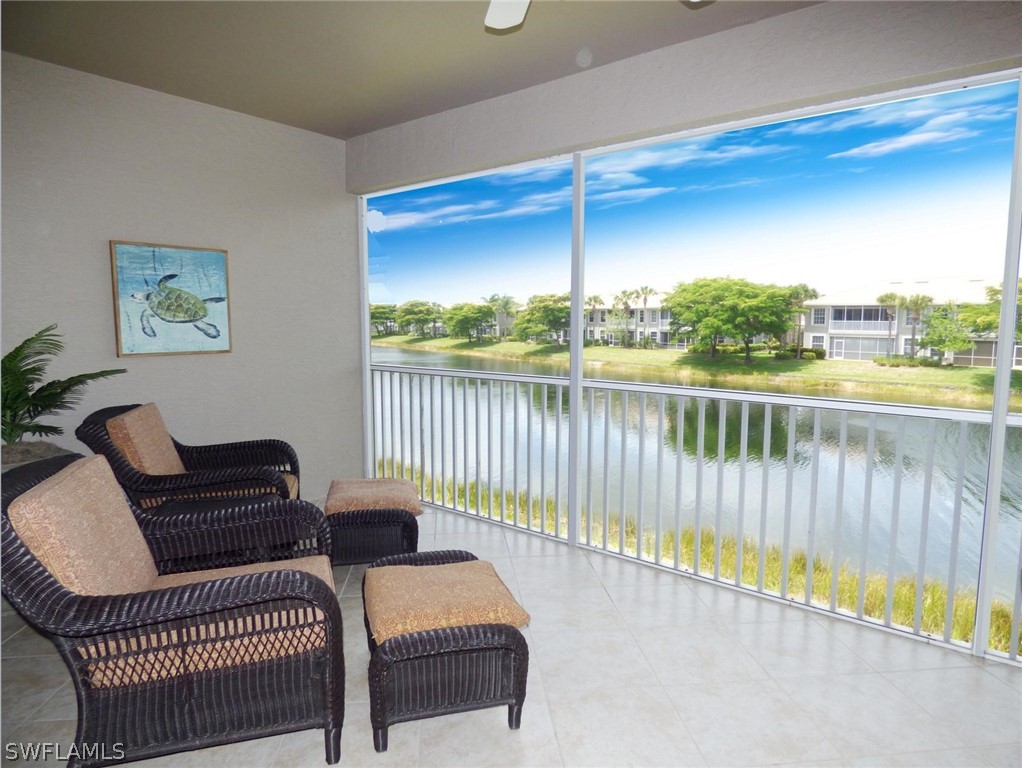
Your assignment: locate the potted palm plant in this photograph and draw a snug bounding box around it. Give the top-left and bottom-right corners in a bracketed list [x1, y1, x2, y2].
[2, 324, 126, 467]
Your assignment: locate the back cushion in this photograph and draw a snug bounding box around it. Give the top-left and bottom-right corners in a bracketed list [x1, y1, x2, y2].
[7, 455, 158, 595]
[106, 403, 186, 475]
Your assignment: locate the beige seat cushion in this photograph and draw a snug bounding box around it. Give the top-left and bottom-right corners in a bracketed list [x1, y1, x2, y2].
[325, 478, 421, 517]
[364, 560, 529, 644]
[7, 455, 158, 595]
[80, 555, 335, 688]
[282, 472, 299, 499]
[105, 403, 186, 475]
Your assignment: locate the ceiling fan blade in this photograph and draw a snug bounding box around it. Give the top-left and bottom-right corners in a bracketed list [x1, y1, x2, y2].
[485, 0, 531, 30]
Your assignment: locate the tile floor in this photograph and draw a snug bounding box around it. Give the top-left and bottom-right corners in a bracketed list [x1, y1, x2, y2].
[2, 506, 1021, 767]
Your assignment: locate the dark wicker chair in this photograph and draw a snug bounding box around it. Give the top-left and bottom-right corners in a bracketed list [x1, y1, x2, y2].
[1, 455, 344, 767]
[76, 403, 300, 509]
[362, 550, 528, 753]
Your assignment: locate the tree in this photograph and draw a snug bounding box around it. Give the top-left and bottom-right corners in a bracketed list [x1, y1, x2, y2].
[369, 304, 396, 336]
[395, 300, 441, 336]
[789, 283, 819, 359]
[613, 289, 639, 347]
[727, 283, 797, 363]
[512, 294, 570, 342]
[876, 292, 900, 359]
[663, 277, 796, 363]
[921, 303, 972, 360]
[635, 286, 658, 347]
[484, 294, 519, 338]
[444, 303, 496, 342]
[898, 294, 934, 357]
[958, 281, 1022, 340]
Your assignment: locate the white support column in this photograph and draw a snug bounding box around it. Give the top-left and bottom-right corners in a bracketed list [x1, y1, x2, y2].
[357, 196, 375, 478]
[567, 153, 586, 546]
[974, 75, 1022, 656]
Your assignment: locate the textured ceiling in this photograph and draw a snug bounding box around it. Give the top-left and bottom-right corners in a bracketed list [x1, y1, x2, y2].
[1, 1, 815, 140]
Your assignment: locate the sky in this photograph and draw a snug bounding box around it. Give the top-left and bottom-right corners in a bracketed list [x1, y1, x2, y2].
[366, 79, 1019, 308]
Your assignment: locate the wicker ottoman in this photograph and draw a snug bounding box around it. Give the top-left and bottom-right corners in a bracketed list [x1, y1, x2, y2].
[323, 478, 420, 565]
[361, 550, 530, 752]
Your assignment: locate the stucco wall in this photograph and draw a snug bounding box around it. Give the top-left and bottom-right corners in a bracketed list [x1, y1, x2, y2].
[346, 1, 1022, 193]
[2, 53, 362, 499]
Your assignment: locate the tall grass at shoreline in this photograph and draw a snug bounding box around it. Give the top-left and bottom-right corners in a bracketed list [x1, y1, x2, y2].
[379, 458, 1019, 653]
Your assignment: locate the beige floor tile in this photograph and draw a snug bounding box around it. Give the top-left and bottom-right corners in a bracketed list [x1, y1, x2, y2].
[635, 619, 770, 685]
[0, 624, 58, 659]
[731, 614, 874, 678]
[531, 627, 658, 692]
[520, 586, 626, 634]
[822, 616, 982, 672]
[603, 581, 717, 630]
[882, 665, 1022, 747]
[0, 657, 71, 725]
[776, 671, 965, 758]
[512, 553, 600, 593]
[430, 531, 511, 561]
[131, 733, 285, 767]
[548, 685, 705, 768]
[0, 719, 76, 768]
[667, 678, 841, 766]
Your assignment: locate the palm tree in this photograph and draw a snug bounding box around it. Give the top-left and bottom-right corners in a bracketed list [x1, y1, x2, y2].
[585, 295, 603, 343]
[484, 294, 519, 338]
[613, 290, 638, 347]
[898, 293, 934, 357]
[636, 286, 657, 347]
[789, 283, 819, 359]
[876, 291, 900, 359]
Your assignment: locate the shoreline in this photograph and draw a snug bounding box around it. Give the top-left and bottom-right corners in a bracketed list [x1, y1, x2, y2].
[371, 335, 1022, 411]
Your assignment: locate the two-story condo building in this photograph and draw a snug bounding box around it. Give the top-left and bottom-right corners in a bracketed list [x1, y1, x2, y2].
[803, 278, 1019, 366]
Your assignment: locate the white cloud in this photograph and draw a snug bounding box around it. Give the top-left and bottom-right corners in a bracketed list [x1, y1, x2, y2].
[586, 171, 649, 192]
[827, 127, 978, 159]
[589, 186, 676, 208]
[368, 201, 501, 232]
[589, 141, 791, 176]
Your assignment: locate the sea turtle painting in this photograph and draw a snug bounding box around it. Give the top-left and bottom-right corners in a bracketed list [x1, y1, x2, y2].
[131, 274, 226, 339]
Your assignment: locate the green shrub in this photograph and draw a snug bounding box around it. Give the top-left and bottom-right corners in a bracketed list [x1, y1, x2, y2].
[775, 351, 793, 360]
[801, 351, 817, 360]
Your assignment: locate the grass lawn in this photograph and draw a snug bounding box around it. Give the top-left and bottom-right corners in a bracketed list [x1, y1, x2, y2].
[371, 335, 1022, 409]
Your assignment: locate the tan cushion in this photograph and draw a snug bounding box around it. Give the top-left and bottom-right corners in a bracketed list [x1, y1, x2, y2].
[325, 478, 421, 517]
[364, 560, 529, 644]
[106, 403, 186, 476]
[154, 554, 334, 592]
[7, 456, 158, 595]
[283, 472, 299, 499]
[79, 554, 335, 688]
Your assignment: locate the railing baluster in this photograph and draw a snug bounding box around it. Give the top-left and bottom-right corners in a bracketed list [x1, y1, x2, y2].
[619, 391, 628, 555]
[463, 377, 470, 512]
[418, 375, 426, 499]
[695, 398, 705, 574]
[758, 403, 771, 592]
[429, 376, 437, 503]
[500, 380, 507, 521]
[737, 402, 749, 587]
[831, 412, 848, 612]
[603, 388, 611, 551]
[513, 381, 520, 527]
[527, 383, 534, 530]
[655, 395, 666, 564]
[1010, 525, 1022, 660]
[556, 384, 564, 537]
[398, 374, 406, 479]
[585, 387, 595, 546]
[805, 409, 822, 605]
[857, 414, 878, 619]
[913, 419, 937, 633]
[474, 379, 481, 515]
[944, 421, 969, 644]
[390, 372, 398, 477]
[637, 392, 647, 560]
[450, 376, 457, 508]
[487, 380, 494, 520]
[885, 416, 907, 626]
[541, 384, 548, 534]
[715, 400, 727, 580]
[674, 396, 686, 571]
[781, 406, 797, 599]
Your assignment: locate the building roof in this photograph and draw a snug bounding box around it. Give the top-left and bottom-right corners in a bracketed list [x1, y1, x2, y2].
[804, 277, 997, 308]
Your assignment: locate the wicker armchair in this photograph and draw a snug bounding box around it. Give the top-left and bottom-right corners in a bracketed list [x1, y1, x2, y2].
[76, 403, 300, 509]
[1, 455, 344, 767]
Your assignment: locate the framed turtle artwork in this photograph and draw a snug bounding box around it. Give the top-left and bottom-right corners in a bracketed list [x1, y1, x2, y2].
[110, 241, 232, 356]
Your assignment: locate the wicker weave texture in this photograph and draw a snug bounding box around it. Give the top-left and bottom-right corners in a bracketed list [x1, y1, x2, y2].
[361, 550, 528, 753]
[1, 457, 345, 767]
[76, 404, 300, 508]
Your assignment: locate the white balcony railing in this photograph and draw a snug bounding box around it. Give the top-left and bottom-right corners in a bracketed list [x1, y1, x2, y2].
[829, 320, 889, 333]
[370, 363, 1022, 661]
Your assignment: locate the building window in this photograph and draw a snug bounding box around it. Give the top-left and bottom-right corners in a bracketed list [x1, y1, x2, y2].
[600, 310, 607, 322]
[812, 308, 825, 325]
[811, 335, 825, 349]
[650, 310, 658, 323]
